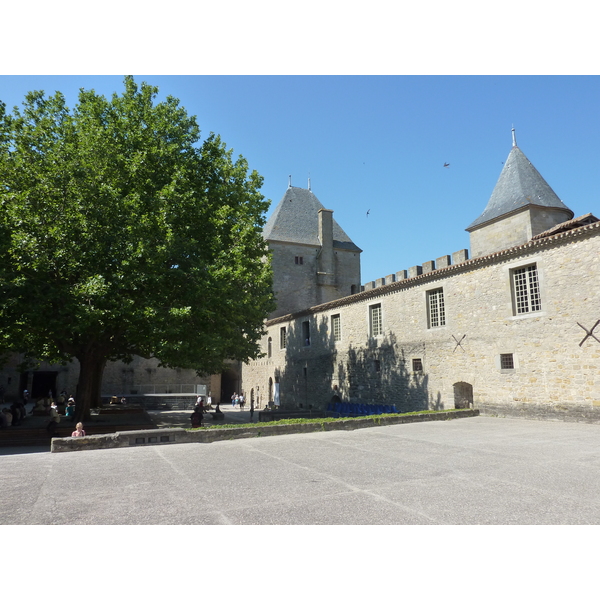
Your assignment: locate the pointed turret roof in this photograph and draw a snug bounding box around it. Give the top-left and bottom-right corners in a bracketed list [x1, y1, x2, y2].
[263, 186, 361, 252]
[467, 140, 573, 231]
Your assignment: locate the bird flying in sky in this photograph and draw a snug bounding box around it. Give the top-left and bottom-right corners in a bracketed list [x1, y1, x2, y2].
[444, 163, 450, 168]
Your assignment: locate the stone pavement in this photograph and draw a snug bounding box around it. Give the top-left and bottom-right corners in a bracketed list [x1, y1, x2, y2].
[2, 415, 600, 524]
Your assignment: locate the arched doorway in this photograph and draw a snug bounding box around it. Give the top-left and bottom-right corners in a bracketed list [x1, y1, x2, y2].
[453, 382, 473, 409]
[221, 366, 240, 404]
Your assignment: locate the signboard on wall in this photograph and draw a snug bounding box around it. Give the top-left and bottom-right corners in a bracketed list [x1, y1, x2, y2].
[196, 385, 207, 396]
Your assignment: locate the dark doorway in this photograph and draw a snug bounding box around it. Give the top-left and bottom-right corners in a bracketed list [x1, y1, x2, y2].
[453, 382, 473, 409]
[221, 367, 239, 405]
[31, 371, 59, 400]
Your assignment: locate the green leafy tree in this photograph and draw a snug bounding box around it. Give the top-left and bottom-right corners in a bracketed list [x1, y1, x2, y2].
[0, 77, 274, 419]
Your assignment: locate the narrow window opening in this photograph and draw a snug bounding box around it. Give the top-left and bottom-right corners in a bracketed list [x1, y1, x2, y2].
[427, 288, 445, 328]
[280, 327, 287, 349]
[370, 304, 382, 337]
[500, 353, 514, 370]
[512, 264, 541, 314]
[331, 314, 341, 341]
[302, 321, 310, 346]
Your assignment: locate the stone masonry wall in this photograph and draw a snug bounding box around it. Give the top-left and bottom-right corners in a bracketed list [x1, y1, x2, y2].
[242, 225, 600, 422]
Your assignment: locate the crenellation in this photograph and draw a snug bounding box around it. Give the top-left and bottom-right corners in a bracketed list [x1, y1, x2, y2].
[422, 260, 435, 273]
[436, 255, 451, 268]
[452, 249, 469, 264]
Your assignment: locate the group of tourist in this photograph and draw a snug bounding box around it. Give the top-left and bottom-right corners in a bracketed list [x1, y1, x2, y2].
[1, 399, 28, 427]
[0, 388, 85, 437]
[231, 393, 245, 408]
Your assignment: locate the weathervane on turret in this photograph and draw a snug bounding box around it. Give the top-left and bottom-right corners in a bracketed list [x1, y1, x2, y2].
[288, 175, 292, 188]
[308, 173, 311, 191]
[512, 126, 517, 147]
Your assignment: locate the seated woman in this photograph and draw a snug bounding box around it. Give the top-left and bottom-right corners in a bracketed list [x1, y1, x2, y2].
[71, 422, 86, 437]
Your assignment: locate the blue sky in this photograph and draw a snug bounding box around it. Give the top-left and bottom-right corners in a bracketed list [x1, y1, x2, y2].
[1, 75, 598, 285]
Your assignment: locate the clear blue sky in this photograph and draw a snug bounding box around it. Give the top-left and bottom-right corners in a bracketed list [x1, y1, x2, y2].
[1, 75, 598, 285]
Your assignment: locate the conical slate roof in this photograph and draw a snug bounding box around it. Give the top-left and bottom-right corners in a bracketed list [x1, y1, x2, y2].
[263, 186, 361, 252]
[467, 144, 573, 231]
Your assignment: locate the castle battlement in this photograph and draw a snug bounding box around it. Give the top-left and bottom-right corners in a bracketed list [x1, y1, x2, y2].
[361, 249, 470, 291]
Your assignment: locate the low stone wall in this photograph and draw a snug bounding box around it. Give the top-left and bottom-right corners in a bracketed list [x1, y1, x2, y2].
[51, 409, 480, 453]
[478, 402, 600, 424]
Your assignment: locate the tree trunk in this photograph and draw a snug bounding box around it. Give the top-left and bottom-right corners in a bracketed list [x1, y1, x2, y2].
[90, 358, 106, 409]
[75, 351, 107, 421]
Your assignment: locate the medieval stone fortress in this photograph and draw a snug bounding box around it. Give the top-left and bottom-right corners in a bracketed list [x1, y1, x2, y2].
[5, 130, 600, 421]
[243, 130, 600, 421]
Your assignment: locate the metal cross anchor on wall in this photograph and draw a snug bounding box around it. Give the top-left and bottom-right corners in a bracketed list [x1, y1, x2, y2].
[452, 334, 466, 352]
[577, 320, 600, 347]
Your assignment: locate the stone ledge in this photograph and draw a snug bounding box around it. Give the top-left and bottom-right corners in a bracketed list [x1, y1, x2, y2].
[50, 409, 480, 453]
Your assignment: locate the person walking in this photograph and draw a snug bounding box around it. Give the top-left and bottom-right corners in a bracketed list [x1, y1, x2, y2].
[249, 397, 255, 422]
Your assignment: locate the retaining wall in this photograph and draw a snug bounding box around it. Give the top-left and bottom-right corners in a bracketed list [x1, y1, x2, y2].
[51, 409, 479, 452]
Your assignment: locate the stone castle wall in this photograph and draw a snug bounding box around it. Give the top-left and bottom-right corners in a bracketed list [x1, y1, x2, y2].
[2, 355, 215, 403]
[242, 223, 600, 421]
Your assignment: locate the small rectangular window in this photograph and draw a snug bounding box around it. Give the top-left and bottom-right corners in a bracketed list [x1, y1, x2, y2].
[512, 264, 541, 314]
[374, 359, 381, 372]
[370, 304, 382, 337]
[412, 358, 423, 372]
[295, 256, 304, 265]
[302, 321, 310, 346]
[331, 314, 341, 341]
[500, 353, 514, 369]
[427, 288, 445, 328]
[280, 327, 287, 349]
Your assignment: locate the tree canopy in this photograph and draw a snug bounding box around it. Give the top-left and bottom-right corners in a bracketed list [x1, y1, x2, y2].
[0, 76, 274, 418]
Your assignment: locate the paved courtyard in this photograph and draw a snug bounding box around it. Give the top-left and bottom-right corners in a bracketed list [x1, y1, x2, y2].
[2, 415, 600, 525]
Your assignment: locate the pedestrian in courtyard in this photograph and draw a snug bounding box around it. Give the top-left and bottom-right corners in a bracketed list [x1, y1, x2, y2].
[206, 394, 212, 409]
[249, 397, 255, 422]
[65, 400, 76, 422]
[46, 401, 60, 436]
[190, 405, 203, 428]
[231, 393, 237, 407]
[10, 401, 23, 426]
[71, 422, 86, 437]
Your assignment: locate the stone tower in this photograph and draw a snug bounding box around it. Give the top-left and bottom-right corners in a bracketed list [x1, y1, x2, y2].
[263, 184, 362, 318]
[466, 130, 574, 258]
